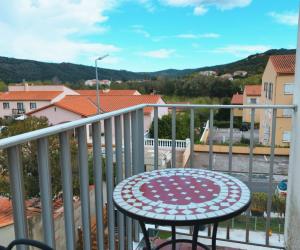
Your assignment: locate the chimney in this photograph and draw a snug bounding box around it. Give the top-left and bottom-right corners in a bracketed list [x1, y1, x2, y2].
[24, 82, 29, 91]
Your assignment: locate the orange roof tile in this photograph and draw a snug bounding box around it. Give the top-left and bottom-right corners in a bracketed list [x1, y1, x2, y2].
[231, 93, 243, 104]
[75, 89, 140, 96]
[29, 94, 163, 117]
[270, 54, 295, 74]
[0, 91, 62, 101]
[0, 197, 44, 228]
[244, 85, 261, 96]
[55, 96, 98, 117]
[94, 95, 162, 114]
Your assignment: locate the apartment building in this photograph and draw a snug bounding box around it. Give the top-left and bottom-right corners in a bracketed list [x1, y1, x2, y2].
[242, 85, 261, 123]
[259, 54, 295, 146]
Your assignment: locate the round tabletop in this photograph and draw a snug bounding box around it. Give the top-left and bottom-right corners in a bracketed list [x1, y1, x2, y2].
[113, 168, 251, 226]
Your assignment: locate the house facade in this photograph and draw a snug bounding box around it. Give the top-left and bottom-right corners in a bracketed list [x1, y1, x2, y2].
[231, 93, 243, 117]
[242, 85, 261, 123]
[0, 84, 79, 119]
[28, 94, 168, 144]
[259, 54, 295, 146]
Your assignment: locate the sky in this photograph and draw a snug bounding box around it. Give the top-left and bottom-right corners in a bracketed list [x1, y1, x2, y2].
[0, 0, 299, 72]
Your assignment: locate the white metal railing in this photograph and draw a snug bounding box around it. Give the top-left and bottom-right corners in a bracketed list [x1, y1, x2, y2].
[144, 138, 189, 148]
[0, 103, 296, 250]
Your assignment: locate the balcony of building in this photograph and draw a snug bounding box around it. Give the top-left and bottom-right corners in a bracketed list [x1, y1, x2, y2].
[0, 99, 299, 250]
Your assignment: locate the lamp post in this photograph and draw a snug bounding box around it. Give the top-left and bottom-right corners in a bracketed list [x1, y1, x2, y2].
[95, 54, 109, 114]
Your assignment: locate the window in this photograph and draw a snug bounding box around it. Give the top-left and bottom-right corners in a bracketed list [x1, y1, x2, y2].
[282, 131, 291, 143]
[267, 83, 273, 100]
[284, 83, 294, 95]
[30, 102, 37, 109]
[264, 82, 268, 98]
[283, 109, 293, 117]
[17, 102, 24, 110]
[3, 102, 9, 109]
[249, 98, 257, 104]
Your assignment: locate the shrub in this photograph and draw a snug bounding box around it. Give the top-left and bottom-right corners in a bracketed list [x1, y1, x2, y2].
[251, 192, 268, 216]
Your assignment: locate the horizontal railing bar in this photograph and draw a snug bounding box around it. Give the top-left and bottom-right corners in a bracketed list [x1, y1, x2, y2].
[0, 104, 296, 149]
[149, 104, 296, 109]
[0, 104, 146, 149]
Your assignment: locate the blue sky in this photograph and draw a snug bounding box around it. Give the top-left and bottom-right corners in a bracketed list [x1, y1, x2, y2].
[0, 0, 299, 72]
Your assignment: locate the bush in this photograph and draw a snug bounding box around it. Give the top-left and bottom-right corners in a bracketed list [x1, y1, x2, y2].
[272, 195, 286, 216]
[251, 192, 268, 216]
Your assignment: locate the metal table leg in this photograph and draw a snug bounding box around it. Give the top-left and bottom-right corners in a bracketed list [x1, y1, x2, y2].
[192, 224, 199, 250]
[171, 226, 176, 250]
[212, 222, 219, 250]
[139, 221, 151, 250]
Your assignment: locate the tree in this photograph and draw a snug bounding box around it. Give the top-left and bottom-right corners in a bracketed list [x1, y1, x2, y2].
[0, 117, 80, 198]
[149, 113, 190, 140]
[0, 80, 7, 91]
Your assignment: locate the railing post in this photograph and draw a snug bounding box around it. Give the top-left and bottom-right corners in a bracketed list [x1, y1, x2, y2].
[59, 131, 75, 250]
[285, 11, 300, 249]
[92, 122, 105, 250]
[37, 138, 55, 248]
[154, 107, 159, 170]
[7, 146, 28, 250]
[123, 113, 133, 250]
[104, 118, 115, 250]
[115, 115, 125, 250]
[77, 126, 91, 250]
[171, 107, 176, 168]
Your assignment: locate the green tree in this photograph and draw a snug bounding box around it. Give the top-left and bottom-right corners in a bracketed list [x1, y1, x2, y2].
[149, 113, 190, 140]
[0, 80, 7, 91]
[0, 117, 80, 198]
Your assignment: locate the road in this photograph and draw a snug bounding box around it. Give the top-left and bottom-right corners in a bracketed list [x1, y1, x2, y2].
[212, 128, 259, 144]
[191, 152, 289, 194]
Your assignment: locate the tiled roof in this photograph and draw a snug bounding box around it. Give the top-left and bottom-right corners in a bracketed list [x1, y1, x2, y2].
[244, 85, 261, 96]
[0, 197, 46, 228]
[92, 95, 162, 114]
[56, 96, 98, 117]
[231, 93, 243, 104]
[75, 89, 140, 96]
[270, 54, 295, 74]
[28, 94, 162, 116]
[0, 91, 62, 101]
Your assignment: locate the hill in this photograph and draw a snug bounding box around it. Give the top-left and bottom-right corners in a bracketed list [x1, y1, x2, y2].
[0, 57, 145, 84]
[0, 48, 295, 84]
[147, 48, 296, 77]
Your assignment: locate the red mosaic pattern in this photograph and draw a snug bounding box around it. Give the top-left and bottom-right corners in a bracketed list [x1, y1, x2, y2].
[140, 176, 220, 205]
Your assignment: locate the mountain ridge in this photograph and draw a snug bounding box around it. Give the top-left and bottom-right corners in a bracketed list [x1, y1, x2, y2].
[0, 48, 295, 84]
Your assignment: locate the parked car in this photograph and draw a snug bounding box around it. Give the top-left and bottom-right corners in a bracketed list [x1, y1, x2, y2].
[240, 123, 249, 131]
[275, 179, 287, 197]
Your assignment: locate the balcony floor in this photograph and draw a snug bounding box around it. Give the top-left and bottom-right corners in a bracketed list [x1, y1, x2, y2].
[152, 239, 243, 249]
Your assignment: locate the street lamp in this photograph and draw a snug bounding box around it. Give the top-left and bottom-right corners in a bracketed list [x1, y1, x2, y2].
[95, 54, 109, 114]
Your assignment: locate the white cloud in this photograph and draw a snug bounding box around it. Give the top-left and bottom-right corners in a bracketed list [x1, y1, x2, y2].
[177, 33, 220, 39]
[161, 0, 251, 15]
[132, 25, 151, 38]
[269, 11, 298, 26]
[194, 5, 208, 15]
[140, 49, 175, 58]
[0, 0, 121, 63]
[213, 45, 271, 57]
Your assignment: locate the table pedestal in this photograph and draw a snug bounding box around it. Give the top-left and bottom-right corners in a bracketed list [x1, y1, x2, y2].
[139, 222, 219, 250]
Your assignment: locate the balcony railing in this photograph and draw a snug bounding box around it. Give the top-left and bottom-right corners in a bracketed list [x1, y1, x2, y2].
[11, 108, 26, 115]
[0, 103, 296, 250]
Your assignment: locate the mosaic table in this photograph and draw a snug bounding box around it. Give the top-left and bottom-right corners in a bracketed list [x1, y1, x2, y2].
[113, 168, 251, 250]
